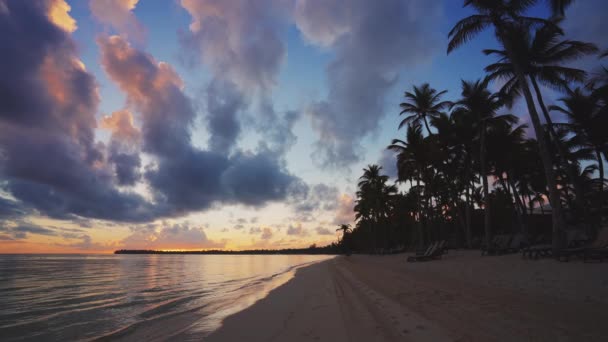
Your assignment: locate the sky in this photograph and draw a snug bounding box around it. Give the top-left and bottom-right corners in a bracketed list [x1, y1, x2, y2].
[0, 0, 606, 253]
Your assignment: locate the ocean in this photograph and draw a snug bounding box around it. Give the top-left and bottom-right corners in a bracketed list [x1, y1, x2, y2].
[0, 254, 333, 341]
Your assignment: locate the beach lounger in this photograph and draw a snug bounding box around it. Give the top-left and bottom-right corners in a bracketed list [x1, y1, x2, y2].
[497, 233, 526, 254]
[524, 230, 586, 260]
[414, 241, 437, 257]
[482, 235, 512, 256]
[557, 227, 608, 262]
[407, 241, 443, 262]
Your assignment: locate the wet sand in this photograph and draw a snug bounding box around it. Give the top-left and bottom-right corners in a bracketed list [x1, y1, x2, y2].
[206, 251, 608, 341]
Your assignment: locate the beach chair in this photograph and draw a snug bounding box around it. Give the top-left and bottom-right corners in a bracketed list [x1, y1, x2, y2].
[557, 227, 608, 262]
[414, 241, 437, 257]
[482, 235, 512, 256]
[497, 233, 526, 254]
[481, 235, 500, 256]
[524, 230, 586, 260]
[407, 241, 443, 262]
[521, 234, 552, 259]
[583, 245, 608, 262]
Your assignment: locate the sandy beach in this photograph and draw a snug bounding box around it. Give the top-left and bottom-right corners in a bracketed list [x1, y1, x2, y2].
[207, 251, 608, 342]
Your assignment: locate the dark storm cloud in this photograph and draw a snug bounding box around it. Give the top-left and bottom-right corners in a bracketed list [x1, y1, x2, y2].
[295, 0, 443, 168]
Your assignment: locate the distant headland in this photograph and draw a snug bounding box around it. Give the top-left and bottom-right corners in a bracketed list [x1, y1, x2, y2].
[114, 245, 340, 255]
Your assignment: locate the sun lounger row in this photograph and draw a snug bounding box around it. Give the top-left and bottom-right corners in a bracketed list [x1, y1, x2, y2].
[481, 234, 526, 256]
[555, 227, 608, 262]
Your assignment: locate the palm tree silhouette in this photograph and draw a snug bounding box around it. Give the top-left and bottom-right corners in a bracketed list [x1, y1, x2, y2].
[551, 88, 606, 194]
[484, 23, 597, 207]
[448, 0, 570, 250]
[336, 224, 352, 241]
[451, 78, 515, 246]
[399, 83, 451, 136]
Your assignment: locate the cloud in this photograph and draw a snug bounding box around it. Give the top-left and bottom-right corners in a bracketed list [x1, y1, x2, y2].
[89, 0, 144, 42]
[295, 0, 443, 168]
[377, 149, 398, 180]
[0, 1, 155, 222]
[179, 0, 290, 93]
[99, 34, 302, 215]
[122, 222, 225, 249]
[249, 227, 261, 234]
[333, 194, 355, 225]
[286, 223, 308, 236]
[315, 226, 334, 236]
[100, 109, 140, 143]
[100, 109, 142, 185]
[0, 197, 28, 219]
[205, 79, 245, 154]
[179, 0, 301, 162]
[0, 221, 57, 239]
[261, 227, 273, 240]
[48, 0, 77, 33]
[292, 183, 339, 213]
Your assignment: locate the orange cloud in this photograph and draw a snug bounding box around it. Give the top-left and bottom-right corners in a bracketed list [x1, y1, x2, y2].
[100, 109, 140, 142]
[99, 36, 183, 104]
[47, 0, 77, 33]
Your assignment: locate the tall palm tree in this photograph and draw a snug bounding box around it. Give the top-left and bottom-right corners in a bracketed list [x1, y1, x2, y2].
[399, 83, 451, 136]
[484, 22, 597, 133]
[484, 24, 596, 205]
[448, 0, 569, 250]
[450, 78, 515, 247]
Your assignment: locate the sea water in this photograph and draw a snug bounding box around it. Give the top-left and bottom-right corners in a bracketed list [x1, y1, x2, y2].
[0, 254, 332, 341]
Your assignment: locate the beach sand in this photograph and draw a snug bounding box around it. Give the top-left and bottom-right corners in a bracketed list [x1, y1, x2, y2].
[206, 251, 608, 342]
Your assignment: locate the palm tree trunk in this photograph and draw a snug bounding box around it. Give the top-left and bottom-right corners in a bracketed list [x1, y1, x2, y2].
[497, 24, 567, 252]
[464, 172, 472, 248]
[416, 176, 424, 247]
[480, 122, 492, 248]
[596, 149, 605, 194]
[508, 175, 528, 236]
[423, 116, 433, 136]
[531, 76, 587, 217]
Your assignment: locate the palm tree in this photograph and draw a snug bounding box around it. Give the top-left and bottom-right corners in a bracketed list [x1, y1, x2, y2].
[355, 165, 397, 252]
[484, 22, 596, 134]
[450, 78, 514, 247]
[448, 0, 569, 250]
[483, 24, 597, 212]
[399, 83, 451, 136]
[336, 224, 352, 241]
[550, 88, 606, 193]
[486, 120, 530, 234]
[388, 124, 430, 246]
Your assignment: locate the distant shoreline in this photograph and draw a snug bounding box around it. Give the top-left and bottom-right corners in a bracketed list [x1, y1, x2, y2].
[114, 248, 340, 255]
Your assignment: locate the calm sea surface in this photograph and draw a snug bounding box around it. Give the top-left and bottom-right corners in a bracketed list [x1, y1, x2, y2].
[0, 254, 332, 341]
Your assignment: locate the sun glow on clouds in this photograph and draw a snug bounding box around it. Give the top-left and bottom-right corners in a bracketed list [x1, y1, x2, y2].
[48, 0, 77, 33]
